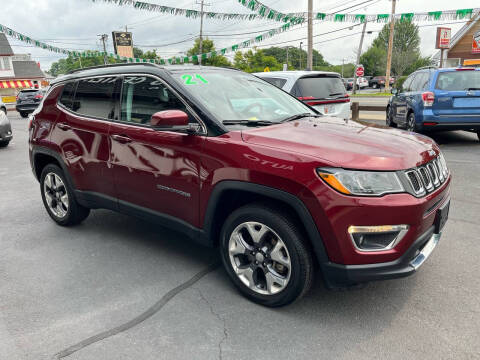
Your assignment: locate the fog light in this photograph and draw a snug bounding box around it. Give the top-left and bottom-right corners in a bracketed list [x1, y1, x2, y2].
[348, 225, 409, 252]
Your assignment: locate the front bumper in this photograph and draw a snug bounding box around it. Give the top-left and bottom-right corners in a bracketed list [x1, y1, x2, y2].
[322, 226, 440, 288]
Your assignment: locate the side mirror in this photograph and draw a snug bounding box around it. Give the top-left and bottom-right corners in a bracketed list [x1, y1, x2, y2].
[391, 88, 398, 95]
[150, 110, 189, 128]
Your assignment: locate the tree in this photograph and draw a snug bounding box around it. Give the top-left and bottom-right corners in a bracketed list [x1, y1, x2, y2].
[360, 46, 387, 76]
[371, 20, 422, 76]
[186, 38, 231, 67]
[262, 47, 329, 69]
[48, 55, 121, 77]
[233, 49, 282, 73]
[133, 47, 161, 61]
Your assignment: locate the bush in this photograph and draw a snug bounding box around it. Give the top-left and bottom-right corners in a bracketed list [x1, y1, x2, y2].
[394, 75, 407, 90]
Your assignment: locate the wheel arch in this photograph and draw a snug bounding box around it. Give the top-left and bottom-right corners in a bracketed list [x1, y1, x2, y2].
[202, 181, 330, 267]
[32, 146, 76, 190]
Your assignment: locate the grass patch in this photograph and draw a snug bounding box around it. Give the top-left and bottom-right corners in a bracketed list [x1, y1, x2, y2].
[350, 92, 392, 97]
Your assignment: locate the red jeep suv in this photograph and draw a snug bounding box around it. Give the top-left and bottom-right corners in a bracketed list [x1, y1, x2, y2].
[29, 64, 450, 307]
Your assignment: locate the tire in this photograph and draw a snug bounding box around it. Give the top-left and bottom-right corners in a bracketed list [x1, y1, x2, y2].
[40, 164, 90, 226]
[406, 112, 418, 132]
[477, 131, 480, 142]
[20, 112, 28, 118]
[220, 203, 314, 307]
[386, 106, 397, 128]
[0, 107, 6, 115]
[0, 140, 9, 148]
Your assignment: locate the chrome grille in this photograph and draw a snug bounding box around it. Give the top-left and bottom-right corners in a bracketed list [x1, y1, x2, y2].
[404, 155, 448, 197]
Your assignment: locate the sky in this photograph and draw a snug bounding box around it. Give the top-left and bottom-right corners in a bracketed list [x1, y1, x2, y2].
[0, 0, 477, 71]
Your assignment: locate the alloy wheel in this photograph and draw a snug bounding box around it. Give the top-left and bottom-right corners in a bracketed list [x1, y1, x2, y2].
[43, 172, 69, 218]
[407, 113, 416, 132]
[228, 221, 291, 295]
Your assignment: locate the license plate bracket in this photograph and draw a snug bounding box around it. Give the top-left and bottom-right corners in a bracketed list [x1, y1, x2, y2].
[434, 200, 450, 234]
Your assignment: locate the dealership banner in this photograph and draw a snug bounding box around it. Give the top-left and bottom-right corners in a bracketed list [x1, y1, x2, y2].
[112, 31, 134, 58]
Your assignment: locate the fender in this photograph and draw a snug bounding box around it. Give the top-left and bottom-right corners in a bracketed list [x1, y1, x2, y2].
[31, 145, 77, 191]
[202, 181, 330, 267]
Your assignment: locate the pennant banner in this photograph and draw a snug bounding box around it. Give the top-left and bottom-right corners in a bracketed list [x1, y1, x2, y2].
[91, 0, 266, 21]
[236, 1, 478, 24]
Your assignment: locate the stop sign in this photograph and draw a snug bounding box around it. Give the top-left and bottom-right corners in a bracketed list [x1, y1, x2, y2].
[356, 66, 364, 77]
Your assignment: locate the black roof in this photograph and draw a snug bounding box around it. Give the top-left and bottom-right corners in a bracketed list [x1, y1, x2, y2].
[0, 33, 14, 56]
[52, 63, 238, 85]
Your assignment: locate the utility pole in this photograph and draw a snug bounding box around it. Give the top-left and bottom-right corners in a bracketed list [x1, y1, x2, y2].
[352, 21, 367, 95]
[99, 34, 108, 65]
[196, 0, 209, 65]
[299, 42, 303, 70]
[385, 0, 396, 92]
[307, 0, 313, 70]
[342, 58, 345, 78]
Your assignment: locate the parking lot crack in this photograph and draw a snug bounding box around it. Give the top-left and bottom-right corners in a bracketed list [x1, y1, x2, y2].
[52, 262, 219, 359]
[195, 287, 228, 360]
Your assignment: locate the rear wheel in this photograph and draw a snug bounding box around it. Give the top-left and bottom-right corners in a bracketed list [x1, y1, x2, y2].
[406, 112, 418, 132]
[477, 131, 480, 142]
[40, 164, 90, 226]
[220, 203, 314, 307]
[0, 140, 9, 148]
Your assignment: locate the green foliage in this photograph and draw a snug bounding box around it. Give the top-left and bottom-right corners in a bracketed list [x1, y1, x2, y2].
[48, 55, 122, 77]
[233, 49, 283, 73]
[187, 38, 231, 67]
[360, 46, 387, 76]
[394, 75, 407, 90]
[262, 47, 329, 69]
[133, 47, 160, 60]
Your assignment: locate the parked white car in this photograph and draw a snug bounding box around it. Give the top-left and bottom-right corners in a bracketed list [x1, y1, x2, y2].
[253, 71, 350, 119]
[356, 77, 369, 89]
[0, 97, 7, 115]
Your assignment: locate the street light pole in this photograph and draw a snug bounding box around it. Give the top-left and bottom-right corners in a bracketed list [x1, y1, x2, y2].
[353, 21, 367, 95]
[99, 34, 108, 65]
[198, 0, 205, 65]
[385, 0, 396, 92]
[307, 0, 313, 70]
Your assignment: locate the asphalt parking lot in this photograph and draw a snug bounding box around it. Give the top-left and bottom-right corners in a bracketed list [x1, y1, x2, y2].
[1, 112, 479, 360]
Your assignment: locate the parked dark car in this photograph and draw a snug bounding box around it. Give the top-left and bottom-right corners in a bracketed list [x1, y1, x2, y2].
[387, 66, 480, 140]
[369, 76, 394, 89]
[29, 63, 450, 307]
[344, 78, 354, 90]
[0, 110, 12, 147]
[16, 89, 45, 118]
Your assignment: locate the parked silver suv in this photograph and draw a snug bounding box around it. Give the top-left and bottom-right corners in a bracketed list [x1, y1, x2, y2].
[254, 71, 350, 119]
[0, 110, 12, 147]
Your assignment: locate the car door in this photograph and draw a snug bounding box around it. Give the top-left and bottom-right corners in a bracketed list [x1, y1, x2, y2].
[51, 77, 119, 199]
[392, 73, 415, 125]
[109, 75, 205, 228]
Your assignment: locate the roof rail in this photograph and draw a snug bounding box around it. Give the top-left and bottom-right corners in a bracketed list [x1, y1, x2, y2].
[417, 66, 438, 71]
[67, 62, 160, 74]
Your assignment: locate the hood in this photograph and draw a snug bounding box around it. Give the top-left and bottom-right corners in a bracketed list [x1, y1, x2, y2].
[241, 117, 439, 171]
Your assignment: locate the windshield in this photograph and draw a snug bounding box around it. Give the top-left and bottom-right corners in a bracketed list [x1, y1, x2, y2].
[436, 71, 480, 91]
[172, 70, 315, 123]
[295, 76, 346, 99]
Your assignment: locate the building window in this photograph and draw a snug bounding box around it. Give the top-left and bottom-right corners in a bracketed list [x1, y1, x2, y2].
[0, 57, 11, 70]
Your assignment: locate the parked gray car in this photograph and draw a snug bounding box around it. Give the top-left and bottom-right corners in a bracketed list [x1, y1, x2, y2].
[0, 98, 7, 115]
[0, 110, 12, 147]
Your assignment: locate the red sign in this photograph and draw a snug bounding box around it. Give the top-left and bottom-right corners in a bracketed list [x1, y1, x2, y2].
[436, 27, 451, 49]
[355, 66, 364, 77]
[473, 30, 480, 54]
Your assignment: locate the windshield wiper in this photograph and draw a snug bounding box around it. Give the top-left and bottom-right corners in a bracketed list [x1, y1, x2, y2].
[222, 120, 276, 126]
[280, 113, 320, 123]
[328, 92, 344, 97]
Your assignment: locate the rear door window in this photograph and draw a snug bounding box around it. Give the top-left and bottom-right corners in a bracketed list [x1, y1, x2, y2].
[294, 76, 346, 99]
[410, 72, 429, 92]
[73, 77, 118, 119]
[261, 77, 287, 88]
[402, 74, 416, 92]
[435, 71, 480, 91]
[59, 82, 76, 110]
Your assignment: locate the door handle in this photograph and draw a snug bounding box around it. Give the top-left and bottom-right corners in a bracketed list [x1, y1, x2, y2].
[57, 122, 71, 131]
[111, 134, 132, 144]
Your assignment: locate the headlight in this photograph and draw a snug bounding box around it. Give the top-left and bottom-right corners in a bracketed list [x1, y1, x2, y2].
[317, 168, 404, 196]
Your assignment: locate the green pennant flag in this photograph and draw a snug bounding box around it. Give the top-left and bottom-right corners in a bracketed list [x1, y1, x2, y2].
[255, 35, 263, 42]
[232, 44, 239, 51]
[221, 48, 227, 55]
[259, 6, 266, 16]
[400, 13, 414, 22]
[267, 10, 276, 19]
[355, 14, 366, 22]
[377, 14, 389, 22]
[456, 9, 473, 19]
[316, 13, 326, 20]
[247, 0, 255, 11]
[184, 56, 189, 62]
[201, 53, 207, 60]
[334, 14, 345, 22]
[428, 11, 442, 20]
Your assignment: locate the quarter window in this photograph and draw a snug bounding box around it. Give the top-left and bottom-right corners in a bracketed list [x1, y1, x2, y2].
[402, 74, 415, 92]
[73, 77, 118, 119]
[59, 82, 76, 110]
[120, 76, 189, 125]
[261, 77, 287, 88]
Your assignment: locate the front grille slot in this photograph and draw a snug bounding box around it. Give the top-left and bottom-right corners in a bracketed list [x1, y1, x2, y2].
[404, 156, 448, 197]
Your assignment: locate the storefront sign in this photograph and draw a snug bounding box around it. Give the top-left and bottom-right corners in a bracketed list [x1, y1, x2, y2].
[436, 27, 451, 49]
[473, 30, 480, 54]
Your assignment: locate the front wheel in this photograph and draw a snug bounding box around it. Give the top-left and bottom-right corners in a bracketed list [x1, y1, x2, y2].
[386, 106, 397, 128]
[220, 203, 314, 307]
[40, 164, 90, 226]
